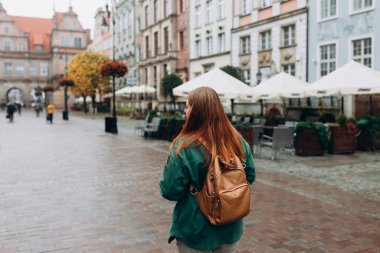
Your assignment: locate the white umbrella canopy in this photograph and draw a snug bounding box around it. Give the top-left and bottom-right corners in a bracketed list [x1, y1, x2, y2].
[115, 86, 132, 96]
[252, 72, 308, 100]
[305, 61, 380, 97]
[173, 68, 255, 100]
[74, 96, 91, 103]
[130, 84, 156, 94]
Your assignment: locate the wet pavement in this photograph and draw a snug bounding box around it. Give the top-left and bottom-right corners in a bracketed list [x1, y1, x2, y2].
[0, 110, 379, 253]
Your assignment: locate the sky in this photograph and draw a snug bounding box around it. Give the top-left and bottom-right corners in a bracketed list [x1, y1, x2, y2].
[1, 0, 107, 37]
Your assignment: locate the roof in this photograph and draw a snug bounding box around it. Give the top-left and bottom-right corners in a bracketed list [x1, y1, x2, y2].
[9, 15, 52, 52]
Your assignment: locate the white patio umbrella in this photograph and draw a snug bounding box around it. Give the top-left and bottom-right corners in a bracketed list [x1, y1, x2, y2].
[115, 86, 132, 96]
[74, 96, 91, 103]
[130, 84, 156, 94]
[173, 68, 255, 101]
[305, 61, 380, 97]
[252, 72, 308, 100]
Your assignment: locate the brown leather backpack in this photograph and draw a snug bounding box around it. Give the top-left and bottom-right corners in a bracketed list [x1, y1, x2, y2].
[190, 153, 251, 225]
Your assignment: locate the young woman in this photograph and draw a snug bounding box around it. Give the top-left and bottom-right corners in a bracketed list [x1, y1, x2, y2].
[160, 87, 256, 252]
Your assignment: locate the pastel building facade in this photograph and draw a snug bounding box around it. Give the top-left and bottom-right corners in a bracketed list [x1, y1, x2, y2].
[231, 0, 308, 86]
[0, 3, 90, 107]
[308, 0, 380, 117]
[188, 0, 233, 79]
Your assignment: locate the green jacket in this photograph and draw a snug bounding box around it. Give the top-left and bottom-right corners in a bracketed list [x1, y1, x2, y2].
[159, 139, 256, 251]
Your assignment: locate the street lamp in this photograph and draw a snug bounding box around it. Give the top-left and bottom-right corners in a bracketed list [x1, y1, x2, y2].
[60, 54, 69, 120]
[104, 1, 118, 134]
[256, 71, 264, 116]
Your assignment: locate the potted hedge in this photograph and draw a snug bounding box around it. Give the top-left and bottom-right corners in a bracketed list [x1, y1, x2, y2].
[233, 121, 253, 154]
[328, 116, 358, 154]
[294, 121, 328, 156]
[356, 116, 380, 151]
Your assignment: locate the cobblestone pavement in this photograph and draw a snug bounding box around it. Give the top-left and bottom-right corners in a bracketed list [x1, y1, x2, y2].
[1, 110, 379, 253]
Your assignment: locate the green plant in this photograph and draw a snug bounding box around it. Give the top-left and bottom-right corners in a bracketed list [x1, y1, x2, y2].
[337, 115, 347, 126]
[220, 65, 245, 83]
[296, 121, 328, 149]
[232, 121, 251, 130]
[357, 116, 380, 150]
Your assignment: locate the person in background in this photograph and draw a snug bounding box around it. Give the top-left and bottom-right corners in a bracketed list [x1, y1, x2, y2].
[6, 101, 16, 122]
[159, 87, 256, 253]
[46, 104, 55, 124]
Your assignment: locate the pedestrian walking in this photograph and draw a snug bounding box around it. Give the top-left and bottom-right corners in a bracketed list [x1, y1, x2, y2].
[5, 101, 16, 123]
[46, 104, 55, 124]
[159, 87, 256, 253]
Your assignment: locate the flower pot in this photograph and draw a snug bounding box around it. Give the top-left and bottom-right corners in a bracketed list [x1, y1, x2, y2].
[329, 126, 356, 154]
[357, 128, 380, 151]
[295, 127, 324, 156]
[238, 126, 254, 154]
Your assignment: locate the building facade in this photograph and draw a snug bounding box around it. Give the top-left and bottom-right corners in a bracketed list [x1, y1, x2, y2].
[139, 0, 189, 102]
[0, 3, 90, 107]
[114, 0, 138, 89]
[188, 0, 232, 79]
[87, 7, 112, 57]
[231, 0, 308, 86]
[308, 0, 380, 117]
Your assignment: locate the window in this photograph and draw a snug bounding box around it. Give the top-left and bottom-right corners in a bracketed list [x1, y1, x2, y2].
[243, 70, 251, 84]
[74, 38, 82, 48]
[217, 0, 226, 19]
[40, 63, 48, 76]
[352, 38, 372, 67]
[164, 27, 169, 52]
[320, 44, 336, 77]
[179, 31, 184, 50]
[218, 33, 225, 53]
[195, 39, 201, 57]
[262, 0, 272, 8]
[4, 26, 10, 35]
[282, 25, 296, 46]
[16, 62, 24, 75]
[35, 45, 43, 52]
[282, 64, 296, 76]
[154, 0, 158, 22]
[145, 68, 148, 83]
[4, 41, 11, 51]
[154, 32, 158, 56]
[61, 37, 70, 47]
[179, 0, 184, 13]
[153, 66, 158, 85]
[353, 0, 373, 11]
[30, 62, 37, 76]
[145, 5, 149, 27]
[145, 36, 149, 58]
[164, 0, 169, 17]
[240, 36, 250, 54]
[4, 62, 12, 75]
[195, 4, 201, 28]
[320, 0, 337, 20]
[163, 63, 168, 76]
[242, 0, 250, 15]
[206, 36, 213, 55]
[206, 0, 213, 24]
[260, 31, 271, 50]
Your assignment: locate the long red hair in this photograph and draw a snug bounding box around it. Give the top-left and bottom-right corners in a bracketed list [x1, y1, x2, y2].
[171, 87, 245, 163]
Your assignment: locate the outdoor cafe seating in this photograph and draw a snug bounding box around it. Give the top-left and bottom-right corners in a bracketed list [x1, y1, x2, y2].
[258, 126, 295, 160]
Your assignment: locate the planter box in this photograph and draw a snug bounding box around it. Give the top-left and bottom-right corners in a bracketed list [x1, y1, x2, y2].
[238, 126, 253, 154]
[357, 128, 380, 151]
[295, 127, 324, 156]
[329, 126, 356, 154]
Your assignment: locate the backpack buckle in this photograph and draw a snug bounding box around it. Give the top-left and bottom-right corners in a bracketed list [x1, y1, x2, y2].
[190, 185, 199, 195]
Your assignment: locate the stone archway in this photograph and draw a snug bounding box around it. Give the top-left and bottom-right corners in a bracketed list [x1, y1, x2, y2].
[6, 87, 24, 104]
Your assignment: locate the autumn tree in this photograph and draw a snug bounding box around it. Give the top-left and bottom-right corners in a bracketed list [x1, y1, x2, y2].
[67, 51, 110, 113]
